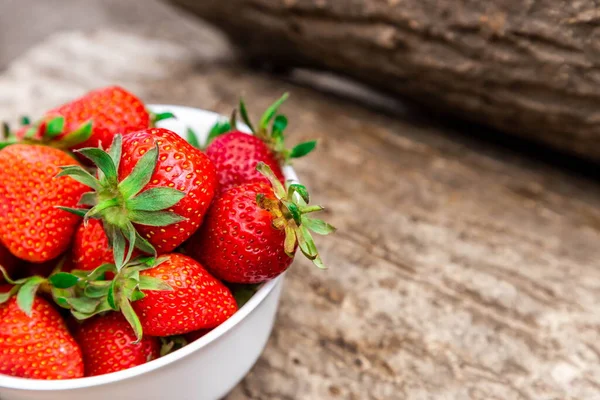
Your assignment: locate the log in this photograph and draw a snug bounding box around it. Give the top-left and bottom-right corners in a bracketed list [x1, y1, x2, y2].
[3, 27, 600, 399]
[168, 0, 600, 161]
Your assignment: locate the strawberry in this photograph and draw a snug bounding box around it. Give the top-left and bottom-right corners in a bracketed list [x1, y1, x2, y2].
[0, 295, 84, 380]
[59, 128, 217, 269]
[72, 220, 112, 271]
[0, 144, 88, 262]
[13, 86, 169, 152]
[71, 220, 135, 276]
[201, 94, 316, 192]
[130, 254, 238, 337]
[207, 132, 284, 192]
[186, 163, 335, 283]
[75, 312, 159, 376]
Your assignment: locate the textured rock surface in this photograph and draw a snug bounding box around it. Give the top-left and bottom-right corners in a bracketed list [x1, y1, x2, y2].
[1, 29, 600, 400]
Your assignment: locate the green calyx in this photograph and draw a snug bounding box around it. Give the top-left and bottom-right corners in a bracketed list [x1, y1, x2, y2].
[1, 256, 172, 342]
[59, 256, 171, 342]
[57, 134, 187, 269]
[19, 115, 93, 149]
[0, 256, 68, 316]
[149, 111, 176, 126]
[204, 94, 317, 163]
[255, 162, 336, 269]
[0, 116, 29, 149]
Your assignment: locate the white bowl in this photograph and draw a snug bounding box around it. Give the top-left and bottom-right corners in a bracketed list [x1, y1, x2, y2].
[0, 105, 294, 400]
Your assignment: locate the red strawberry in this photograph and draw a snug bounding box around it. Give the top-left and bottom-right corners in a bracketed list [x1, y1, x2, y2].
[76, 312, 159, 376]
[187, 163, 335, 283]
[207, 132, 284, 192]
[71, 220, 134, 276]
[203, 94, 316, 192]
[16, 86, 158, 151]
[72, 220, 112, 271]
[0, 144, 88, 262]
[59, 128, 217, 268]
[130, 253, 238, 337]
[0, 296, 84, 380]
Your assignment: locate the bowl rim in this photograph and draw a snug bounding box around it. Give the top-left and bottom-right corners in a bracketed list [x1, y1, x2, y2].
[0, 104, 293, 391]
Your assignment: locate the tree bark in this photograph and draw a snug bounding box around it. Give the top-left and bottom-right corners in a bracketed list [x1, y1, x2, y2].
[169, 0, 600, 161]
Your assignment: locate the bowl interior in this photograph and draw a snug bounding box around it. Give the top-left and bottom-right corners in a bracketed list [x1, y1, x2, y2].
[0, 104, 290, 391]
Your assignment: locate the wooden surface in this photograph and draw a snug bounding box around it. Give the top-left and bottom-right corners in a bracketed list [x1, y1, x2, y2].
[1, 27, 600, 400]
[171, 0, 600, 162]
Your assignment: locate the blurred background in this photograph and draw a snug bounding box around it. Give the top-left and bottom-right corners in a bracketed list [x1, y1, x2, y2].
[3, 1, 600, 399]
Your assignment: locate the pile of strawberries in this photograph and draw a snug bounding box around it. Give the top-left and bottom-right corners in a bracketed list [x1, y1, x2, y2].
[0, 87, 334, 379]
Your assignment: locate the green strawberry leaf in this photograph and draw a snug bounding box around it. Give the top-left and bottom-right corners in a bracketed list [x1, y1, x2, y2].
[283, 201, 302, 225]
[159, 336, 188, 357]
[256, 162, 286, 199]
[67, 297, 100, 314]
[20, 116, 30, 126]
[0, 285, 19, 305]
[44, 116, 65, 139]
[134, 232, 156, 256]
[301, 216, 336, 235]
[78, 192, 97, 206]
[0, 138, 18, 150]
[120, 296, 143, 342]
[107, 280, 119, 311]
[312, 254, 327, 270]
[1, 122, 9, 140]
[259, 93, 289, 131]
[71, 299, 112, 320]
[86, 263, 118, 281]
[84, 281, 112, 298]
[16, 276, 45, 316]
[108, 134, 122, 171]
[205, 120, 232, 146]
[295, 225, 318, 260]
[128, 210, 186, 226]
[186, 127, 201, 149]
[284, 225, 296, 256]
[231, 284, 260, 308]
[239, 98, 255, 134]
[57, 165, 102, 190]
[86, 198, 120, 220]
[290, 140, 317, 159]
[130, 288, 146, 301]
[109, 226, 126, 270]
[121, 222, 137, 267]
[0, 265, 17, 285]
[287, 183, 310, 204]
[59, 120, 93, 148]
[75, 147, 117, 185]
[52, 296, 70, 309]
[272, 114, 287, 138]
[152, 112, 176, 124]
[127, 188, 185, 212]
[56, 206, 87, 217]
[48, 272, 79, 289]
[118, 144, 158, 198]
[138, 276, 173, 292]
[229, 108, 237, 130]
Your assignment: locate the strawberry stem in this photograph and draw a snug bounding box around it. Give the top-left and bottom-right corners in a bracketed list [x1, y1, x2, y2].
[254, 162, 336, 269]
